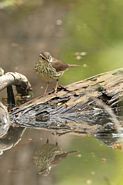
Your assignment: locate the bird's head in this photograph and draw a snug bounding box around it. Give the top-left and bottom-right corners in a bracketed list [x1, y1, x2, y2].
[39, 52, 52, 63]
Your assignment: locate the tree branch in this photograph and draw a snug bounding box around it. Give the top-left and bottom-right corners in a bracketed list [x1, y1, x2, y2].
[10, 69, 123, 135]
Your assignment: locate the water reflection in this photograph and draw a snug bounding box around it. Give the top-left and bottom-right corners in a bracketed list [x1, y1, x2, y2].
[0, 127, 25, 154]
[33, 139, 76, 176]
[0, 127, 122, 185]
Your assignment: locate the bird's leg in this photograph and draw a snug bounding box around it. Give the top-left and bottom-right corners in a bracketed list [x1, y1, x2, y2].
[43, 82, 49, 96]
[54, 79, 59, 93]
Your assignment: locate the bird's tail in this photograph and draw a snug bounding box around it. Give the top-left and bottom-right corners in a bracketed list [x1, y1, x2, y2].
[68, 64, 80, 67]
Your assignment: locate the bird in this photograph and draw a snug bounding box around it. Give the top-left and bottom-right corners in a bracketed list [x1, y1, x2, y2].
[34, 52, 79, 94]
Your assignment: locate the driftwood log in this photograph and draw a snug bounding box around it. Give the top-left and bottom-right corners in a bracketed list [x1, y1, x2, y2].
[8, 68, 123, 136]
[0, 71, 32, 152]
[0, 68, 123, 153]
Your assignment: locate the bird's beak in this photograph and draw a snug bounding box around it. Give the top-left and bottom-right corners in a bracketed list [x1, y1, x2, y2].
[39, 53, 44, 58]
[39, 53, 43, 56]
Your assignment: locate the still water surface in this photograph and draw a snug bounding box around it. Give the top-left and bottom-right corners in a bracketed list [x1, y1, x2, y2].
[1, 128, 123, 185]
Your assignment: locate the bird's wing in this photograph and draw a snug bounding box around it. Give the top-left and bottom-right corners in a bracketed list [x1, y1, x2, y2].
[51, 58, 69, 72]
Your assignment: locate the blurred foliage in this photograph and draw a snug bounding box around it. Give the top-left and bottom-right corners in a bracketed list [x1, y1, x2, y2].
[57, 1, 123, 183]
[0, 0, 24, 8]
[59, 0, 123, 84]
[0, 0, 37, 7]
[0, 0, 43, 13]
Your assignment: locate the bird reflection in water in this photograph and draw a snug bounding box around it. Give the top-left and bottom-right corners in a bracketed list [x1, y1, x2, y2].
[33, 139, 77, 176]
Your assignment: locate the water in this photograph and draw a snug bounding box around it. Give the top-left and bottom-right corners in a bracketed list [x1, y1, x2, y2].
[0, 0, 123, 185]
[0, 128, 123, 185]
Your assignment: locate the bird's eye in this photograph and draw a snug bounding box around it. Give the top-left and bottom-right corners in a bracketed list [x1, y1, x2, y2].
[39, 54, 45, 60]
[41, 56, 45, 60]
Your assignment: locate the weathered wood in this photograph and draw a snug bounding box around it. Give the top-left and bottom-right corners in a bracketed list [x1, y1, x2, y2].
[10, 69, 123, 135]
[0, 102, 10, 137]
[0, 72, 32, 95]
[0, 127, 25, 154]
[0, 71, 32, 143]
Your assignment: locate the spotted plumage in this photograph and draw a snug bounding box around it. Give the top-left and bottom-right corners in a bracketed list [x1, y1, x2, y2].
[34, 52, 79, 94]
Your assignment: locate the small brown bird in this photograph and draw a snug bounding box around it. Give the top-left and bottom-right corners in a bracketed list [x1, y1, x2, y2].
[35, 52, 79, 94]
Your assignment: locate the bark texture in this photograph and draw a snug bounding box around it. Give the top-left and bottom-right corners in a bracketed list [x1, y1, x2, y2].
[10, 69, 123, 135]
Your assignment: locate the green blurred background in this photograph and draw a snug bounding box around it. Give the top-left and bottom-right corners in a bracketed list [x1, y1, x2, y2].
[0, 0, 123, 185]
